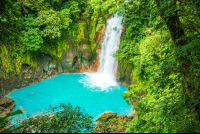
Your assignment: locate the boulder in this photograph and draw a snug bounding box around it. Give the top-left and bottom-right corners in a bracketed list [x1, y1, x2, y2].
[0, 97, 15, 118]
[58, 65, 63, 73]
[43, 61, 49, 72]
[35, 116, 39, 119]
[97, 111, 117, 121]
[0, 112, 7, 118]
[47, 69, 53, 76]
[28, 69, 33, 74]
[51, 70, 57, 75]
[61, 51, 74, 71]
[7, 103, 15, 111]
[49, 61, 57, 69]
[23, 68, 29, 73]
[22, 65, 30, 73]
[0, 97, 15, 107]
[0, 106, 5, 111]
[24, 74, 31, 79]
[61, 62, 72, 71]
[81, 44, 90, 60]
[43, 73, 47, 79]
[33, 71, 37, 78]
[74, 58, 81, 70]
[82, 49, 90, 60]
[39, 55, 52, 72]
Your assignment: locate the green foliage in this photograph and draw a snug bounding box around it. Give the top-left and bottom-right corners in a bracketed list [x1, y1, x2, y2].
[11, 103, 94, 133]
[119, 119, 127, 129]
[0, 45, 14, 78]
[21, 28, 43, 51]
[17, 14, 43, 51]
[95, 119, 113, 133]
[109, 118, 117, 123]
[0, 0, 120, 79]
[59, 9, 72, 29]
[115, 0, 200, 133]
[0, 109, 23, 133]
[88, 0, 122, 32]
[36, 9, 63, 39]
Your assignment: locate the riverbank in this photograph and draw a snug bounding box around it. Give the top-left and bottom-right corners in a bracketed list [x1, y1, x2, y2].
[94, 111, 134, 133]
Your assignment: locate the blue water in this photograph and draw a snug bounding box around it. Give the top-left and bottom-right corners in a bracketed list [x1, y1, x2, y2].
[7, 73, 131, 123]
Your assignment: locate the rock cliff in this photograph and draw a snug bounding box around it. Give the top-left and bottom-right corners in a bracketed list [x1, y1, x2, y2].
[0, 18, 109, 99]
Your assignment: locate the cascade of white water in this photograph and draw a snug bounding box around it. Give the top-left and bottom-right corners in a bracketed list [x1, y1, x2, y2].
[79, 13, 123, 91]
[98, 13, 123, 79]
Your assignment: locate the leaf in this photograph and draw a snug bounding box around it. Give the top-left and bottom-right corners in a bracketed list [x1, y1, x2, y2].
[0, 110, 23, 122]
[0, 128, 12, 133]
[191, 9, 194, 14]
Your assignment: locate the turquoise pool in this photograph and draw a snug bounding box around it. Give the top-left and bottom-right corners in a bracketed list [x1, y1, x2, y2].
[7, 73, 131, 123]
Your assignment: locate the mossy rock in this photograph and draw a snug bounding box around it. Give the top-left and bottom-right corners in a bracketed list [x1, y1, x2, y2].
[81, 58, 87, 67]
[97, 111, 117, 122]
[61, 61, 72, 69]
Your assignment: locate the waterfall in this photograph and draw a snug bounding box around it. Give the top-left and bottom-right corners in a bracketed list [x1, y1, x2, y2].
[98, 13, 123, 80]
[79, 13, 123, 91]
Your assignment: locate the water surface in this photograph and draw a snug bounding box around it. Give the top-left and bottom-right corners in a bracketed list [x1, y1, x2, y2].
[8, 73, 131, 123]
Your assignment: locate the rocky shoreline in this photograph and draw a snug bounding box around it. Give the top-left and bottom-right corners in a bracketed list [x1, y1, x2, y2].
[94, 111, 134, 133]
[0, 97, 15, 118]
[0, 16, 135, 132]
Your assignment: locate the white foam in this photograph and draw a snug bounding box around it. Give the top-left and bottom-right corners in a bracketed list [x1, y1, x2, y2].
[79, 72, 119, 91]
[79, 13, 123, 91]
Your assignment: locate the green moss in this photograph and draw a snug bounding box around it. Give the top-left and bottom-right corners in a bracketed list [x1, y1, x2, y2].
[81, 58, 87, 67]
[97, 113, 117, 122]
[109, 118, 118, 123]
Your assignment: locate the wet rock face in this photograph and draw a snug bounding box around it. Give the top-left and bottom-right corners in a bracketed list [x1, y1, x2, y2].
[61, 50, 74, 72]
[81, 44, 90, 60]
[0, 16, 112, 98]
[49, 61, 56, 69]
[0, 44, 101, 98]
[0, 97, 15, 118]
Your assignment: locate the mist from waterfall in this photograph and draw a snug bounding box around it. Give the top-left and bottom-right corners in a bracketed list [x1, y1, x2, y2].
[79, 13, 123, 91]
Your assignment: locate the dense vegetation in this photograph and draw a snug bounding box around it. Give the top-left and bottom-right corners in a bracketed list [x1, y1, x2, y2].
[0, 103, 94, 133]
[0, 0, 121, 79]
[11, 103, 94, 133]
[115, 0, 200, 133]
[1, 0, 200, 133]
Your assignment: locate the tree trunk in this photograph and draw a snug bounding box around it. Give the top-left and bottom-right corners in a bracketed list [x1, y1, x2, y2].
[156, 0, 200, 122]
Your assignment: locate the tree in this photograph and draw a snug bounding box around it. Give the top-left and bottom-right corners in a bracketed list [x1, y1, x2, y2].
[115, 0, 200, 133]
[11, 103, 94, 133]
[155, 0, 200, 122]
